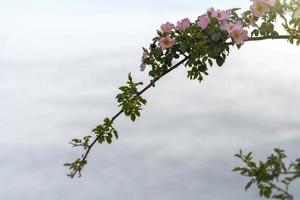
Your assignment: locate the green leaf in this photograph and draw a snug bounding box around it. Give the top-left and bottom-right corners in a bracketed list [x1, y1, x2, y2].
[135, 110, 140, 117]
[216, 56, 224, 66]
[152, 48, 163, 59]
[211, 33, 221, 42]
[104, 118, 112, 126]
[98, 136, 105, 144]
[232, 167, 243, 172]
[179, 43, 185, 52]
[128, 73, 132, 82]
[113, 130, 119, 139]
[130, 114, 136, 121]
[245, 180, 254, 191]
[208, 59, 213, 67]
[106, 136, 112, 144]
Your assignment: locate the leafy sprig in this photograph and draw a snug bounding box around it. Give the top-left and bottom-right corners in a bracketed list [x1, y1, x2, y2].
[233, 149, 300, 200]
[116, 73, 147, 121]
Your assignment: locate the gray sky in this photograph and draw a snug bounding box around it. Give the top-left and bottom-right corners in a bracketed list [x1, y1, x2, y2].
[0, 0, 299, 199]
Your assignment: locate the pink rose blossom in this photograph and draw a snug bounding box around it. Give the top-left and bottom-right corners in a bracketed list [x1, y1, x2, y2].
[221, 21, 248, 44]
[231, 29, 248, 44]
[220, 21, 229, 31]
[140, 63, 146, 72]
[207, 7, 216, 17]
[208, 8, 230, 21]
[160, 22, 175, 33]
[175, 18, 191, 31]
[250, 0, 271, 17]
[222, 21, 243, 35]
[159, 36, 176, 50]
[140, 47, 148, 72]
[198, 14, 209, 30]
[141, 47, 148, 60]
[215, 9, 231, 21]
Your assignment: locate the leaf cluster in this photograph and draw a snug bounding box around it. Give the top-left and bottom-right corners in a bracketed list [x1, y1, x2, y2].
[233, 149, 300, 200]
[145, 19, 230, 83]
[93, 118, 118, 144]
[116, 73, 147, 121]
[64, 118, 118, 177]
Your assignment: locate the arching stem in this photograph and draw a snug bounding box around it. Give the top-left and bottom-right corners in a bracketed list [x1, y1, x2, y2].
[68, 34, 295, 178]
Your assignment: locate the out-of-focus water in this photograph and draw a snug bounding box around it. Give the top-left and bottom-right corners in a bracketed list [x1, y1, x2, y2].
[0, 1, 299, 199]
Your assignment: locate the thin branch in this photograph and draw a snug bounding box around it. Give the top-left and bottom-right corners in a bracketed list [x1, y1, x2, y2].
[266, 181, 294, 200]
[280, 171, 299, 175]
[246, 35, 291, 42]
[68, 34, 294, 178]
[68, 57, 188, 178]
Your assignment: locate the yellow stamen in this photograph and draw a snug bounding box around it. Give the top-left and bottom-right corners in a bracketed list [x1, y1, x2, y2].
[256, 3, 264, 12]
[233, 32, 241, 40]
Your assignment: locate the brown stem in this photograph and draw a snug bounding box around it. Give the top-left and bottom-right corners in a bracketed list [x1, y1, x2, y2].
[68, 57, 188, 178]
[246, 35, 291, 42]
[266, 181, 293, 200]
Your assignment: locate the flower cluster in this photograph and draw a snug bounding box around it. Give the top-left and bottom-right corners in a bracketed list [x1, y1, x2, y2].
[201, 8, 248, 44]
[139, 0, 285, 73]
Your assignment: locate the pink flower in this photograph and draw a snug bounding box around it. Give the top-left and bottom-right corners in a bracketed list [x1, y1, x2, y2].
[261, 0, 277, 7]
[222, 21, 243, 35]
[222, 21, 248, 44]
[250, 0, 271, 17]
[231, 29, 248, 44]
[207, 7, 216, 17]
[160, 22, 175, 33]
[141, 47, 148, 60]
[140, 47, 148, 71]
[198, 14, 209, 30]
[220, 21, 228, 31]
[159, 36, 176, 50]
[208, 8, 230, 21]
[175, 18, 191, 31]
[216, 10, 231, 21]
[140, 63, 146, 72]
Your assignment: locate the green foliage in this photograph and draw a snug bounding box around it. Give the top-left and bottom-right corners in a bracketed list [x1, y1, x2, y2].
[92, 118, 118, 144]
[64, 118, 118, 177]
[145, 18, 230, 83]
[69, 135, 92, 149]
[233, 149, 300, 200]
[64, 159, 87, 177]
[116, 73, 147, 121]
[277, 0, 300, 44]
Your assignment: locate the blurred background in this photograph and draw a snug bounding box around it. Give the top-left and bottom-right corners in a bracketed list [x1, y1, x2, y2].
[0, 0, 299, 199]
